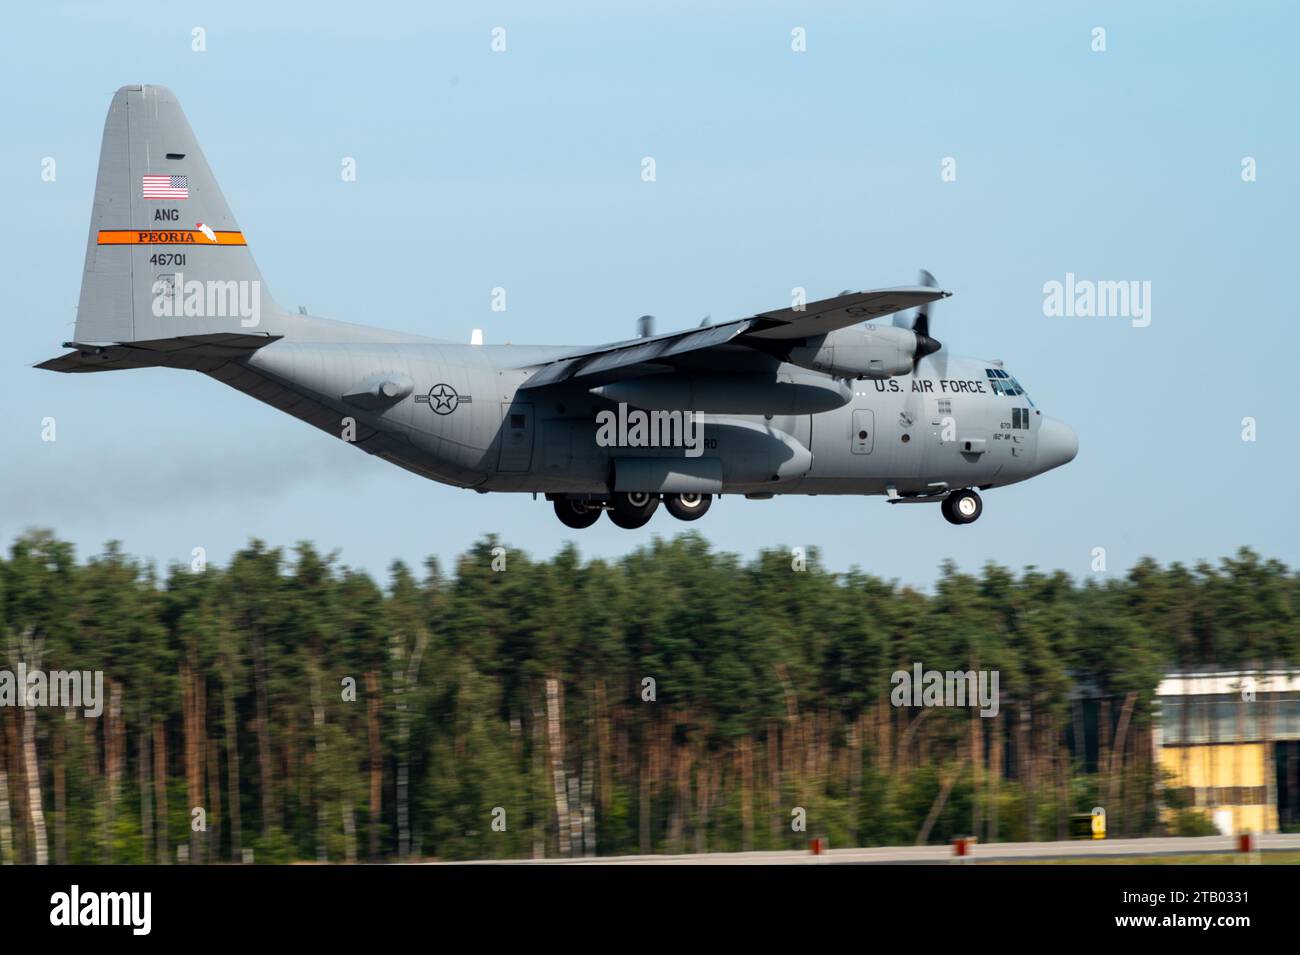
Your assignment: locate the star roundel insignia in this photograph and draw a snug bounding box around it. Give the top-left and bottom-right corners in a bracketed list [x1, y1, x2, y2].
[415, 383, 471, 415]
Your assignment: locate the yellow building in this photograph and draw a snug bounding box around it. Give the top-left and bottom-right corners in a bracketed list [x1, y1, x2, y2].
[1155, 671, 1300, 835]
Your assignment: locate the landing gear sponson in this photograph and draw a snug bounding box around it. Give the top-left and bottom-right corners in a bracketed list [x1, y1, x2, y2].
[550, 492, 713, 529]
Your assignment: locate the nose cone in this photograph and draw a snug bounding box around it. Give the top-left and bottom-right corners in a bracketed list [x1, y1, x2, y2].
[1036, 416, 1078, 473]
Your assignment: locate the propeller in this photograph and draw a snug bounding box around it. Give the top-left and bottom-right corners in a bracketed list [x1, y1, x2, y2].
[894, 269, 943, 368]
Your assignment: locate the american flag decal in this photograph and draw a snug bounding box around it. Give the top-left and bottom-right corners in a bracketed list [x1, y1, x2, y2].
[142, 174, 189, 199]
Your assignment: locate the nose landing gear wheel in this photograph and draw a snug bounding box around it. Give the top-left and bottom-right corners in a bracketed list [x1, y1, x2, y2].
[664, 492, 712, 522]
[554, 497, 601, 529]
[942, 489, 983, 525]
[608, 491, 659, 529]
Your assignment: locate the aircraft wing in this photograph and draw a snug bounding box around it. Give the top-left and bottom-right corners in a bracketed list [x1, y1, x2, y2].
[520, 320, 753, 388]
[517, 286, 948, 389]
[743, 286, 948, 339]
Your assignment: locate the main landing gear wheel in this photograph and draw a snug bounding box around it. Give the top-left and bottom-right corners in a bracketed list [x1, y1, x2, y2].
[607, 491, 659, 529]
[554, 497, 601, 529]
[664, 492, 712, 522]
[942, 489, 983, 525]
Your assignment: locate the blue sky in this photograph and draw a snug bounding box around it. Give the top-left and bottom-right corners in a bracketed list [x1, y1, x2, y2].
[3, 1, 1297, 587]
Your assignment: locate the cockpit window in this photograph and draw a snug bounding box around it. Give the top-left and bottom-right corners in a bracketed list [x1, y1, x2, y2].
[986, 368, 1034, 405]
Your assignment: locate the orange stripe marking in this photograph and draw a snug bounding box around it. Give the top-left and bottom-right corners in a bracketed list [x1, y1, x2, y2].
[97, 230, 246, 246]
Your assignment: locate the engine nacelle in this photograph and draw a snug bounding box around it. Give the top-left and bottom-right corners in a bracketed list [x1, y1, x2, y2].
[785, 324, 920, 379]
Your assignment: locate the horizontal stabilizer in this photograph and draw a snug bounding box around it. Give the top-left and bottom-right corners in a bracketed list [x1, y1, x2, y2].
[36, 331, 282, 373]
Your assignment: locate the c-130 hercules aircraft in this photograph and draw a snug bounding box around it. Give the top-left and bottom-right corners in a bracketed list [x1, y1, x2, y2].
[41, 86, 1078, 529]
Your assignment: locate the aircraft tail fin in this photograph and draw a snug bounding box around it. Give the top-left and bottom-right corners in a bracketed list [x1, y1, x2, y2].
[71, 85, 281, 347]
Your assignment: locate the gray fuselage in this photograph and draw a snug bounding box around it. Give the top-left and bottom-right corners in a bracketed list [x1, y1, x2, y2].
[225, 339, 1076, 500]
